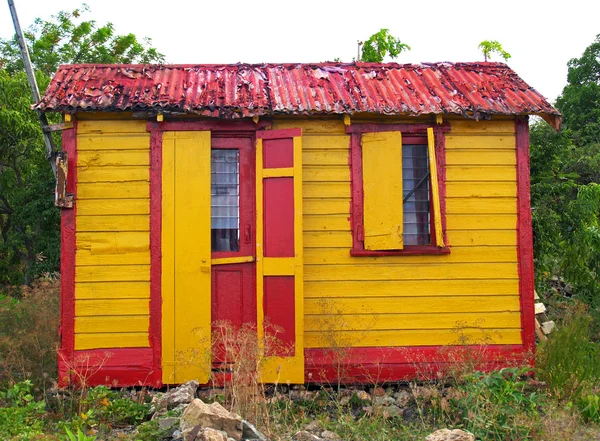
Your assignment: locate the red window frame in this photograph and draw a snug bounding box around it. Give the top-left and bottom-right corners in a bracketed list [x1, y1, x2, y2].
[347, 123, 451, 256]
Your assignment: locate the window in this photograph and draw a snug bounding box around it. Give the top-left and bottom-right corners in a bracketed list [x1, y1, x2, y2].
[348, 124, 450, 256]
[211, 149, 240, 252]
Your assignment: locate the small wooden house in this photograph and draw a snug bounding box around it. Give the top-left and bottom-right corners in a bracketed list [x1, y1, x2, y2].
[37, 62, 560, 387]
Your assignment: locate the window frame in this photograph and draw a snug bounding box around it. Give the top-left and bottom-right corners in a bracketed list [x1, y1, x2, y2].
[347, 123, 451, 256]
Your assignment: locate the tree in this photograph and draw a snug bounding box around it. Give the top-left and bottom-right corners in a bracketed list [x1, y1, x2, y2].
[360, 29, 410, 63]
[530, 34, 600, 307]
[0, 5, 164, 286]
[478, 40, 511, 62]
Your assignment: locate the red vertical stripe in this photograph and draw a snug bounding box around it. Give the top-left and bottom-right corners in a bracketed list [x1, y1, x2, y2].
[149, 128, 163, 386]
[264, 276, 296, 356]
[263, 178, 295, 257]
[516, 117, 536, 357]
[58, 120, 77, 386]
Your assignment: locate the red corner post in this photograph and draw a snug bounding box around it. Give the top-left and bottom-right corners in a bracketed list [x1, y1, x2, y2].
[58, 120, 77, 386]
[516, 116, 536, 358]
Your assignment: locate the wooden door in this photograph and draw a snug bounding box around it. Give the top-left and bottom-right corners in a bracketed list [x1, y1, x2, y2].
[210, 137, 256, 365]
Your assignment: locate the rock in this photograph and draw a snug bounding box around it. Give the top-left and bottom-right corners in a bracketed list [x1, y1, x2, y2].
[155, 380, 199, 411]
[371, 386, 386, 397]
[353, 390, 371, 401]
[304, 420, 322, 433]
[393, 390, 412, 408]
[339, 396, 351, 406]
[320, 430, 341, 440]
[424, 429, 476, 441]
[293, 431, 322, 441]
[378, 405, 403, 419]
[157, 416, 179, 432]
[241, 419, 268, 441]
[373, 396, 395, 406]
[181, 399, 243, 441]
[187, 427, 228, 441]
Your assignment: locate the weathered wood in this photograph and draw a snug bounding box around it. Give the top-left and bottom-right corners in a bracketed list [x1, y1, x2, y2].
[535, 302, 547, 314]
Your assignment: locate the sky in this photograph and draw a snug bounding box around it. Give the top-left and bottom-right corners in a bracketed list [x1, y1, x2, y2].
[1, 0, 599, 104]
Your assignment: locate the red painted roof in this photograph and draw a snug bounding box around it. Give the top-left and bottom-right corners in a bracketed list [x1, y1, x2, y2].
[37, 62, 560, 127]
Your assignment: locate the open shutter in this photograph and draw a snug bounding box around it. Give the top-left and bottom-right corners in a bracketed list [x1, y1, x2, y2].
[256, 128, 304, 383]
[162, 131, 211, 384]
[362, 131, 404, 250]
[427, 128, 444, 247]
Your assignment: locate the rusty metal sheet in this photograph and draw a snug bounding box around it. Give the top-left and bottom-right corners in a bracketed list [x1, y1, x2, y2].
[36, 62, 560, 125]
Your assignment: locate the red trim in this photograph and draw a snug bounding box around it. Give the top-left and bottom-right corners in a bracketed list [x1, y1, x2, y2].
[264, 277, 296, 356]
[149, 129, 163, 386]
[147, 120, 271, 133]
[59, 121, 77, 387]
[305, 345, 530, 383]
[67, 348, 156, 387]
[349, 124, 448, 254]
[516, 117, 536, 357]
[346, 123, 451, 134]
[257, 128, 301, 139]
[263, 178, 295, 257]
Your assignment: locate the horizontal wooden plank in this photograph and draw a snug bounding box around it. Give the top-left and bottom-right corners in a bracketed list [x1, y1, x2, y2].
[303, 166, 350, 182]
[302, 135, 350, 150]
[304, 199, 350, 215]
[304, 262, 518, 281]
[77, 249, 150, 266]
[305, 328, 522, 348]
[79, 150, 149, 168]
[77, 232, 149, 254]
[75, 315, 150, 333]
[446, 150, 516, 166]
[446, 166, 516, 182]
[304, 215, 350, 232]
[77, 215, 149, 232]
[446, 198, 517, 214]
[449, 230, 517, 246]
[445, 182, 516, 198]
[76, 298, 149, 316]
[304, 279, 519, 297]
[77, 166, 149, 183]
[449, 120, 515, 135]
[303, 182, 350, 199]
[76, 265, 150, 282]
[74, 333, 149, 350]
[304, 231, 352, 248]
[77, 199, 149, 216]
[303, 150, 348, 166]
[305, 295, 521, 314]
[273, 119, 346, 134]
[77, 120, 148, 135]
[78, 182, 149, 200]
[78, 134, 150, 151]
[446, 214, 517, 230]
[445, 135, 515, 150]
[304, 246, 517, 265]
[306, 311, 521, 331]
[76, 282, 150, 299]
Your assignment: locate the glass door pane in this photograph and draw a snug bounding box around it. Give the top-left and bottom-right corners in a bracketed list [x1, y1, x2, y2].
[211, 149, 240, 251]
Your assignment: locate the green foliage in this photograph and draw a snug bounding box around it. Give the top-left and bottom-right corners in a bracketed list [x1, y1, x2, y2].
[65, 427, 96, 441]
[537, 311, 600, 401]
[0, 4, 164, 77]
[0, 381, 47, 440]
[360, 29, 410, 63]
[449, 367, 543, 441]
[478, 40, 511, 62]
[578, 394, 600, 423]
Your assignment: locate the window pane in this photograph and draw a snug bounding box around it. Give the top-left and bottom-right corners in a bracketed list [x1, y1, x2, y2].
[402, 143, 430, 246]
[211, 149, 239, 252]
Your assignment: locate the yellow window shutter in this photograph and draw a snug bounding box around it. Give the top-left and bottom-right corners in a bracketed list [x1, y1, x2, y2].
[427, 127, 444, 247]
[362, 131, 404, 250]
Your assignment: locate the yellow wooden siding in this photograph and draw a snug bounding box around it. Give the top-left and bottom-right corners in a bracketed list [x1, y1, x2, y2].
[74, 120, 150, 350]
[272, 118, 521, 349]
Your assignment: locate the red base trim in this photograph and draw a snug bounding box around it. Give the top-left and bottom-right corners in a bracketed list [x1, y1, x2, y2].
[305, 345, 532, 383]
[59, 348, 159, 387]
[350, 246, 451, 257]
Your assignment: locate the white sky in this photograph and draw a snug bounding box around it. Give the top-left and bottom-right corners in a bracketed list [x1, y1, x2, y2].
[2, 0, 599, 103]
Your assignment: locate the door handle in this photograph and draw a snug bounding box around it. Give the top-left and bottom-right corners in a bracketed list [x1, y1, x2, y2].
[244, 225, 251, 244]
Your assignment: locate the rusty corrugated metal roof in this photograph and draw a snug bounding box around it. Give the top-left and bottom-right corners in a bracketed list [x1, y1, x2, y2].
[36, 62, 561, 127]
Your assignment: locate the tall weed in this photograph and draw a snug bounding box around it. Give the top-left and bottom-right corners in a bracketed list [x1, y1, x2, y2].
[537, 309, 600, 401]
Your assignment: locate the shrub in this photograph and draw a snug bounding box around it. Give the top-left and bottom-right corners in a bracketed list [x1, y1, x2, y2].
[0, 380, 47, 440]
[0, 279, 60, 385]
[537, 309, 600, 401]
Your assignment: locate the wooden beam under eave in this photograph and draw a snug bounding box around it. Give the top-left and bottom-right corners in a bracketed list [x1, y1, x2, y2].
[541, 114, 562, 132]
